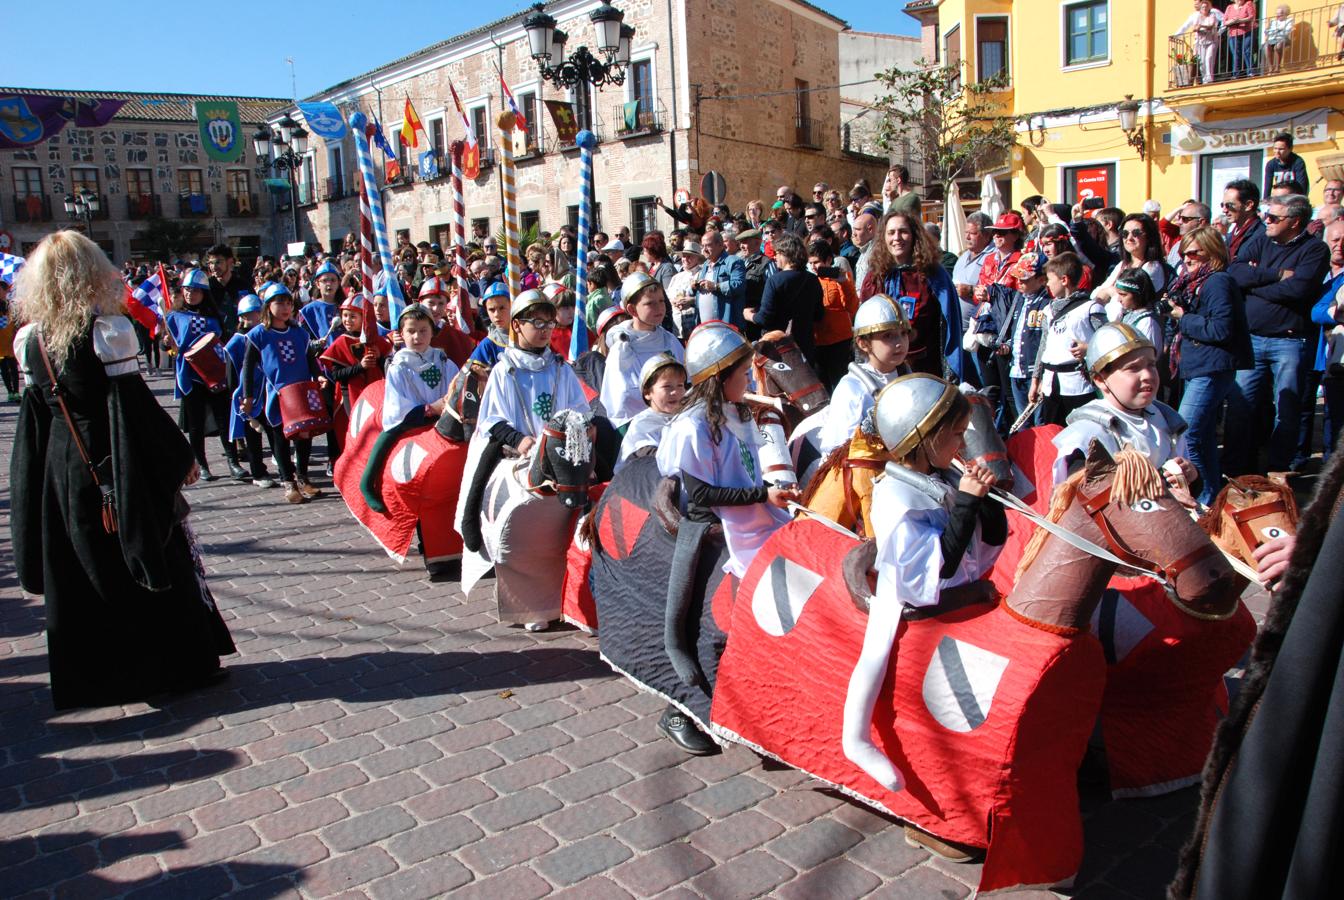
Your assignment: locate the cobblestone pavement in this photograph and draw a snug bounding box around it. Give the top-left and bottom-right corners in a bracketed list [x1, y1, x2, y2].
[0, 371, 1265, 899]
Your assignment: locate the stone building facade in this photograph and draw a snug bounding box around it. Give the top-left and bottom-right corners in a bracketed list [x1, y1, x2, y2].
[0, 89, 285, 262]
[282, 0, 893, 250]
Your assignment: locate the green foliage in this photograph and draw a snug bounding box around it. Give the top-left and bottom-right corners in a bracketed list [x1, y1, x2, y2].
[139, 216, 206, 262]
[494, 221, 541, 256]
[873, 63, 1017, 191]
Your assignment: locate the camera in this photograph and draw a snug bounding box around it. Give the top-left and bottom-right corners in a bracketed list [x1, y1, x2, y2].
[1081, 197, 1105, 211]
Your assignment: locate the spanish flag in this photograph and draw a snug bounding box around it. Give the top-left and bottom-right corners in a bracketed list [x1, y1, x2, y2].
[400, 97, 425, 149]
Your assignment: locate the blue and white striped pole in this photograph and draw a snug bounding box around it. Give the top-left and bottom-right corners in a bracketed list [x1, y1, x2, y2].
[349, 111, 405, 324]
[570, 129, 598, 359]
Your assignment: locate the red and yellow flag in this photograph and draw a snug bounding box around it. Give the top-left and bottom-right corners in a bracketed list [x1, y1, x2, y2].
[400, 97, 425, 149]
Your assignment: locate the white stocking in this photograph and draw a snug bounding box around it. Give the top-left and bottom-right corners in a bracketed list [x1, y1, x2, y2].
[841, 593, 906, 792]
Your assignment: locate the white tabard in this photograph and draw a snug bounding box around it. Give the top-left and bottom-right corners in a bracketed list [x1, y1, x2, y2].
[599, 322, 685, 425]
[617, 407, 675, 470]
[817, 362, 900, 455]
[381, 347, 458, 431]
[656, 402, 790, 579]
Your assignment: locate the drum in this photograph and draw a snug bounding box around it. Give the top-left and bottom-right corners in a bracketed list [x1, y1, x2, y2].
[278, 380, 332, 440]
[184, 333, 228, 393]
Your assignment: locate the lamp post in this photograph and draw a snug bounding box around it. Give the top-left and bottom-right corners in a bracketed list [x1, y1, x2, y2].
[1117, 95, 1146, 161]
[63, 188, 101, 236]
[524, 2, 635, 126]
[253, 115, 310, 247]
[523, 2, 633, 233]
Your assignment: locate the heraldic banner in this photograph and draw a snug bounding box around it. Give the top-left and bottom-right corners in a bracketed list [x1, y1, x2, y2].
[0, 95, 126, 150]
[196, 100, 243, 162]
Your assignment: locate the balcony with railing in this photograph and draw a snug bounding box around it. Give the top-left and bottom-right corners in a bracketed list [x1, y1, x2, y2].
[321, 177, 349, 201]
[177, 193, 212, 217]
[11, 194, 53, 223]
[612, 100, 667, 139]
[794, 116, 822, 149]
[1168, 4, 1344, 92]
[227, 193, 257, 217]
[126, 193, 162, 219]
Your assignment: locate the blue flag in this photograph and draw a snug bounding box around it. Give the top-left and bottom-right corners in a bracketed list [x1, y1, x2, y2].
[418, 149, 440, 180]
[297, 102, 347, 140]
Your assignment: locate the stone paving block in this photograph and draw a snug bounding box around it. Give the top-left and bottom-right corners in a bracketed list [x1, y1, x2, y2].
[846, 827, 929, 878]
[534, 834, 635, 886]
[404, 778, 497, 821]
[386, 815, 484, 865]
[775, 857, 884, 900]
[548, 760, 635, 803]
[614, 738, 696, 777]
[687, 809, 787, 860]
[366, 855, 475, 900]
[158, 823, 261, 868]
[256, 797, 349, 842]
[499, 699, 578, 731]
[491, 724, 574, 762]
[553, 731, 636, 767]
[864, 863, 972, 899]
[303, 734, 385, 770]
[221, 756, 309, 794]
[613, 767, 706, 812]
[684, 773, 776, 817]
[557, 703, 637, 739]
[429, 719, 513, 753]
[539, 794, 637, 841]
[247, 726, 329, 762]
[614, 801, 709, 851]
[322, 805, 417, 852]
[277, 762, 367, 804]
[755, 786, 846, 826]
[480, 754, 570, 794]
[339, 770, 429, 813]
[468, 785, 564, 832]
[457, 823, 559, 875]
[193, 787, 287, 831]
[131, 780, 226, 822]
[420, 747, 505, 785]
[449, 867, 552, 900]
[301, 845, 398, 898]
[610, 840, 715, 894]
[767, 817, 865, 869]
[358, 740, 443, 779]
[689, 848, 796, 900]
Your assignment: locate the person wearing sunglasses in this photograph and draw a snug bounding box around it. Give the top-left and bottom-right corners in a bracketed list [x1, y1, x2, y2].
[1092, 213, 1172, 312]
[1222, 178, 1264, 265]
[1165, 202, 1211, 272]
[1223, 193, 1332, 475]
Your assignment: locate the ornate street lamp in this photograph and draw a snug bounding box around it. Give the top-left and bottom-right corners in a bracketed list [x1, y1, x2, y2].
[523, 2, 635, 90]
[63, 188, 101, 233]
[1117, 95, 1146, 161]
[254, 117, 310, 244]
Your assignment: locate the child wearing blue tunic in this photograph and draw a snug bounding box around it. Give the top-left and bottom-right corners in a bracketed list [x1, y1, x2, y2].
[166, 268, 241, 481]
[240, 282, 324, 504]
[223, 294, 274, 487]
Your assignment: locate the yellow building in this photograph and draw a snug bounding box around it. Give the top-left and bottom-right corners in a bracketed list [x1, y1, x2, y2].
[904, 0, 1344, 212]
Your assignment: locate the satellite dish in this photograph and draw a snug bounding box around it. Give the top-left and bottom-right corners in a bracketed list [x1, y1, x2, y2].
[700, 170, 728, 205]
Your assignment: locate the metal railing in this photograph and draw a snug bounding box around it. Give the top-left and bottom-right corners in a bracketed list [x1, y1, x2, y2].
[227, 193, 257, 217]
[1168, 3, 1344, 89]
[794, 116, 822, 149]
[612, 99, 667, 136]
[321, 177, 348, 201]
[11, 194, 52, 223]
[177, 193, 212, 217]
[126, 194, 161, 219]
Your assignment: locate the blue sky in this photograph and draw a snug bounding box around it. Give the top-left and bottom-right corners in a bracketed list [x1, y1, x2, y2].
[7, 1, 917, 99]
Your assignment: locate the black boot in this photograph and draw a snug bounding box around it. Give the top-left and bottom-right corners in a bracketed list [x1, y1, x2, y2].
[658, 704, 719, 756]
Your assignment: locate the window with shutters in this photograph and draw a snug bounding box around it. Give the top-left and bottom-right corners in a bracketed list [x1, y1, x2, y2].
[976, 17, 1008, 83]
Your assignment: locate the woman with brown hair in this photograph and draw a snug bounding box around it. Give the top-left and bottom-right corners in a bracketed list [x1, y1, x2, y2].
[860, 209, 967, 379]
[1166, 224, 1251, 505]
[11, 230, 234, 709]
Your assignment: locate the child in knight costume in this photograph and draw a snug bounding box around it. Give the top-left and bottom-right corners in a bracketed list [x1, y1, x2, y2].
[817, 294, 911, 456]
[654, 321, 799, 755]
[467, 282, 514, 368]
[617, 352, 688, 469]
[846, 374, 1006, 798]
[657, 321, 799, 580]
[167, 268, 242, 482]
[1051, 321, 1197, 493]
[998, 251, 1052, 426]
[224, 294, 273, 487]
[240, 282, 325, 504]
[358, 304, 460, 515]
[300, 259, 342, 344]
[600, 272, 685, 426]
[1029, 252, 1108, 426]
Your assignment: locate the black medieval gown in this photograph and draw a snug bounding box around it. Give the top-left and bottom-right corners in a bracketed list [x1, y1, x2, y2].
[11, 315, 235, 709]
